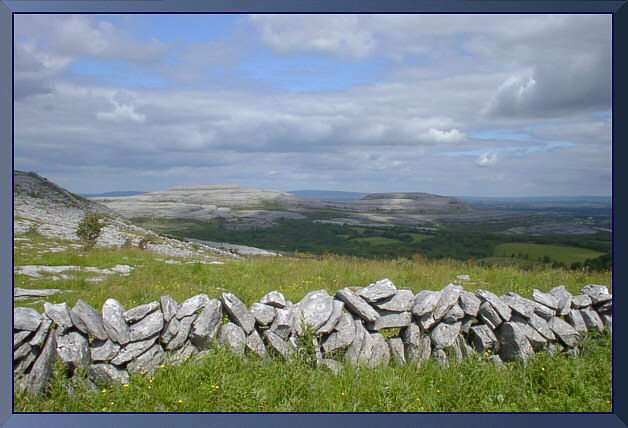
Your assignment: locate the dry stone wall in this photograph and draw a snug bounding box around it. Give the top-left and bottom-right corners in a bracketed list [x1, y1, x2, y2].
[14, 280, 612, 394]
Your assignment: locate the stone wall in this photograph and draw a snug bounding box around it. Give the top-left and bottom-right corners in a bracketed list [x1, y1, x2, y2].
[13, 280, 612, 394]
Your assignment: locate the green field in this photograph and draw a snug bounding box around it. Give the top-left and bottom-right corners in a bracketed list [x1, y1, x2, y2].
[352, 236, 403, 245]
[494, 243, 605, 266]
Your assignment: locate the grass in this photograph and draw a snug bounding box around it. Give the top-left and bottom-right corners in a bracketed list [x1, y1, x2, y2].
[13, 233, 613, 413]
[352, 236, 403, 245]
[15, 332, 611, 412]
[494, 243, 605, 266]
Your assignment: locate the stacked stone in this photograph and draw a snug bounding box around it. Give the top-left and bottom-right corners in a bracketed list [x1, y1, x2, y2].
[13, 281, 612, 394]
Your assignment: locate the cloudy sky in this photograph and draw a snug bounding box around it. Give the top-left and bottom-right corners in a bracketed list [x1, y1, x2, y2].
[14, 14, 611, 196]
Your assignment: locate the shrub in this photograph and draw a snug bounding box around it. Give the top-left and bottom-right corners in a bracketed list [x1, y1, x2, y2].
[76, 211, 104, 249]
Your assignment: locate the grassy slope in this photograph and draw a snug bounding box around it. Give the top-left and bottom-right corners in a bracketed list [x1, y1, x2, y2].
[493, 243, 604, 265]
[13, 235, 613, 412]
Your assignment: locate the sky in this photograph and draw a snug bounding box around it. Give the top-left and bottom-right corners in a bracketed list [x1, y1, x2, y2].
[13, 14, 612, 197]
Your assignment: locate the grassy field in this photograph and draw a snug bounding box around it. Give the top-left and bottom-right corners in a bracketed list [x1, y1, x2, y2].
[493, 243, 605, 266]
[13, 234, 613, 412]
[352, 236, 403, 245]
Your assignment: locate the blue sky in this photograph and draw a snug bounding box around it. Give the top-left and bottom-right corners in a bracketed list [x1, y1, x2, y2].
[14, 14, 611, 196]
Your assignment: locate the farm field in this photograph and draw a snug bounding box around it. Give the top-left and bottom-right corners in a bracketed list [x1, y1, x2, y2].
[493, 243, 605, 266]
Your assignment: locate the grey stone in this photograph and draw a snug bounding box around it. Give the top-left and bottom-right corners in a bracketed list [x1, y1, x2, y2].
[29, 317, 52, 348]
[595, 300, 612, 313]
[531, 289, 559, 310]
[345, 320, 367, 365]
[26, 329, 57, 395]
[190, 299, 222, 348]
[401, 322, 431, 364]
[366, 333, 390, 367]
[260, 290, 287, 308]
[411, 290, 441, 317]
[293, 290, 334, 335]
[571, 294, 592, 308]
[102, 298, 131, 345]
[246, 329, 270, 359]
[127, 344, 165, 374]
[318, 358, 343, 375]
[14, 307, 42, 332]
[372, 289, 414, 312]
[548, 317, 581, 347]
[433, 284, 463, 320]
[264, 329, 294, 359]
[526, 313, 556, 340]
[430, 321, 462, 349]
[590, 292, 612, 306]
[14, 330, 31, 348]
[500, 292, 535, 318]
[167, 342, 198, 366]
[496, 322, 534, 363]
[511, 315, 547, 351]
[460, 315, 474, 334]
[322, 313, 355, 354]
[129, 310, 164, 342]
[389, 337, 406, 365]
[111, 336, 157, 365]
[491, 354, 505, 368]
[270, 307, 293, 340]
[161, 317, 180, 344]
[160, 295, 178, 322]
[432, 348, 448, 367]
[44, 302, 73, 332]
[459, 291, 481, 317]
[166, 314, 197, 351]
[90, 339, 120, 362]
[356, 278, 397, 303]
[251, 303, 276, 326]
[367, 311, 411, 331]
[176, 294, 210, 319]
[317, 299, 344, 334]
[531, 300, 556, 320]
[335, 288, 380, 323]
[478, 302, 502, 330]
[219, 322, 246, 357]
[14, 351, 37, 375]
[581, 284, 610, 304]
[565, 309, 588, 332]
[548, 286, 572, 316]
[417, 312, 438, 331]
[56, 330, 91, 368]
[602, 314, 612, 333]
[288, 334, 302, 351]
[475, 289, 511, 321]
[123, 301, 159, 323]
[457, 335, 475, 359]
[14, 342, 32, 361]
[88, 363, 130, 384]
[221, 293, 256, 334]
[443, 304, 465, 323]
[580, 307, 605, 333]
[469, 324, 499, 353]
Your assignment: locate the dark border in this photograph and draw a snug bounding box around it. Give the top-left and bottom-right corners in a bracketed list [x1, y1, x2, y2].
[2, 1, 626, 428]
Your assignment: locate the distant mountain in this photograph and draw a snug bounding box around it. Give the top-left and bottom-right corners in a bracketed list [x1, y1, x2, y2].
[288, 190, 369, 201]
[79, 191, 147, 198]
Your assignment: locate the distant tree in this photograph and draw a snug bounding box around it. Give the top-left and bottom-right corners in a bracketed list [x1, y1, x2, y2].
[542, 255, 551, 263]
[76, 211, 104, 249]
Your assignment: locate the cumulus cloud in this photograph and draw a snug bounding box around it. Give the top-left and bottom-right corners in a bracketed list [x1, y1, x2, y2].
[476, 151, 499, 167]
[425, 128, 466, 143]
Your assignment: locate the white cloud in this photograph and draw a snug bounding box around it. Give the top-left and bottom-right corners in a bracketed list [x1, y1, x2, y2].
[425, 128, 466, 143]
[476, 151, 498, 167]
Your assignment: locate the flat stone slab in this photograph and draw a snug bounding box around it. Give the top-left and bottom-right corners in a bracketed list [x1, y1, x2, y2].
[129, 310, 164, 342]
[221, 293, 256, 334]
[430, 321, 461, 349]
[411, 290, 441, 317]
[469, 324, 498, 353]
[264, 329, 294, 359]
[102, 298, 131, 345]
[565, 309, 587, 332]
[89, 363, 130, 384]
[500, 292, 535, 318]
[459, 291, 481, 317]
[30, 317, 52, 348]
[26, 329, 57, 395]
[317, 299, 344, 334]
[44, 302, 73, 332]
[123, 301, 160, 323]
[432, 284, 463, 321]
[443, 304, 465, 323]
[322, 313, 356, 354]
[14, 307, 42, 332]
[293, 290, 334, 335]
[345, 320, 367, 365]
[389, 337, 406, 365]
[15, 287, 74, 299]
[571, 294, 592, 308]
[127, 344, 165, 374]
[526, 313, 556, 340]
[335, 288, 379, 323]
[160, 295, 178, 322]
[372, 289, 414, 312]
[548, 286, 572, 316]
[511, 315, 548, 351]
[90, 339, 120, 362]
[581, 284, 610, 304]
[167, 342, 198, 366]
[580, 307, 605, 333]
[71, 299, 108, 341]
[356, 278, 397, 303]
[548, 316, 581, 347]
[475, 289, 511, 321]
[14, 330, 31, 348]
[531, 300, 555, 320]
[366, 333, 390, 367]
[478, 302, 502, 330]
[246, 329, 270, 359]
[166, 314, 197, 351]
[219, 322, 246, 357]
[496, 322, 534, 363]
[401, 323, 432, 364]
[260, 290, 287, 308]
[270, 307, 294, 340]
[251, 303, 276, 326]
[367, 311, 411, 331]
[417, 312, 437, 331]
[531, 289, 559, 310]
[176, 294, 210, 319]
[111, 336, 157, 365]
[56, 330, 91, 368]
[190, 299, 223, 348]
